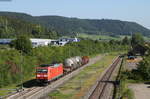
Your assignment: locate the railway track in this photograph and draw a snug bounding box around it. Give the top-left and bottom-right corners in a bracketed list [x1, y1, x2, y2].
[88, 56, 121, 99]
[7, 55, 104, 99]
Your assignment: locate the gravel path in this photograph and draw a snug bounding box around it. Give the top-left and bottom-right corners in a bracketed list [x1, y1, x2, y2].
[129, 84, 150, 99]
[126, 57, 142, 71]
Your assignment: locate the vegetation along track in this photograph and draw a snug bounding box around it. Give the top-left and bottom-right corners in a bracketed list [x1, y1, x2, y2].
[7, 54, 105, 99]
[88, 56, 121, 99]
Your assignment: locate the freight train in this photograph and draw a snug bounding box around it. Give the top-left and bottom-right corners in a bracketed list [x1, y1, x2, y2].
[36, 56, 89, 84]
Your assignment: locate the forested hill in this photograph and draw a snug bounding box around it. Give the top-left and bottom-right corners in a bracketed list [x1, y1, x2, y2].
[0, 12, 150, 36]
[0, 15, 58, 38]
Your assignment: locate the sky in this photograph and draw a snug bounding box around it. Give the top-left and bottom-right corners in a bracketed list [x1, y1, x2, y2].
[0, 0, 150, 29]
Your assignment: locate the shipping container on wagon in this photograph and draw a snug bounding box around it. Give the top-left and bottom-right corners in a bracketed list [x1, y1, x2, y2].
[36, 63, 63, 83]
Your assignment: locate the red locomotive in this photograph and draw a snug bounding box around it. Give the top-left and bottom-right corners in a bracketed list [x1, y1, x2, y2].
[36, 56, 89, 84]
[36, 64, 63, 83]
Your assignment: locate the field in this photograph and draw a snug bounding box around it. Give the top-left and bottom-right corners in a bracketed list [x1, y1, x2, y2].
[77, 33, 125, 40]
[77, 33, 150, 41]
[49, 53, 119, 99]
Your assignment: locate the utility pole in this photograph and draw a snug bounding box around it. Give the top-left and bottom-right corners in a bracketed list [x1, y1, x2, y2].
[5, 19, 8, 32]
[20, 46, 24, 91]
[130, 31, 133, 49]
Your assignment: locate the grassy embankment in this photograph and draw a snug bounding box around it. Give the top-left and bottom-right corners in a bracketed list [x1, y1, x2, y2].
[0, 78, 35, 96]
[115, 57, 135, 99]
[49, 53, 119, 99]
[0, 85, 17, 96]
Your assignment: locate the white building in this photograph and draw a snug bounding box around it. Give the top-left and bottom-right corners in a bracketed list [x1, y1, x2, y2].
[0, 39, 14, 44]
[0, 38, 55, 48]
[56, 37, 80, 46]
[0, 37, 80, 47]
[59, 37, 80, 43]
[31, 39, 52, 48]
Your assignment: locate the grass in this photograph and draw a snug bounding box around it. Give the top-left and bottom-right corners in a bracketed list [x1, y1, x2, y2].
[67, 33, 150, 41]
[0, 76, 35, 97]
[122, 89, 135, 99]
[115, 58, 135, 99]
[62, 33, 123, 40]
[0, 84, 19, 96]
[144, 36, 150, 41]
[49, 54, 118, 99]
[77, 33, 122, 40]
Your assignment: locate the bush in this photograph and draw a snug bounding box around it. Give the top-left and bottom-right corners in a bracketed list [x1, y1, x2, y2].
[136, 56, 150, 80]
[10, 35, 32, 54]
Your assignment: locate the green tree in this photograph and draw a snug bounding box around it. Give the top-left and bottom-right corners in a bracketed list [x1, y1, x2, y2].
[131, 33, 144, 48]
[10, 35, 32, 54]
[122, 36, 130, 45]
[137, 56, 150, 80]
[31, 25, 43, 38]
[47, 30, 58, 39]
[130, 33, 146, 55]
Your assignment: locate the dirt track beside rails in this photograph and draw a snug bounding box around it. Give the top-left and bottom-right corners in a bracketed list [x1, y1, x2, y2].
[8, 54, 105, 99]
[126, 57, 150, 99]
[129, 84, 150, 99]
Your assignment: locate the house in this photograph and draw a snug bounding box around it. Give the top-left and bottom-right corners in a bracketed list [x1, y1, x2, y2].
[55, 37, 80, 46]
[68, 37, 80, 42]
[59, 37, 80, 43]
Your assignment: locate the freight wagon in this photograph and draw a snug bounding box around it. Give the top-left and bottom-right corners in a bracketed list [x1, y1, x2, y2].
[63, 56, 82, 72]
[82, 56, 89, 65]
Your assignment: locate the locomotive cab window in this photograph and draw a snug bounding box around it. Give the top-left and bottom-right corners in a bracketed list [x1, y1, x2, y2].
[37, 69, 48, 73]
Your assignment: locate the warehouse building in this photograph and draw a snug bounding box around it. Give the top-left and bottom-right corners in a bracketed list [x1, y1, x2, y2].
[0, 38, 54, 48]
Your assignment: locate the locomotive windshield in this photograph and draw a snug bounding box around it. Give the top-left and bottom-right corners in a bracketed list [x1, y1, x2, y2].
[37, 69, 48, 73]
[40, 64, 52, 67]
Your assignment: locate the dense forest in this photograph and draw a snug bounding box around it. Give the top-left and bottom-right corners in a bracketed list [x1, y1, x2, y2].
[0, 16, 58, 38]
[0, 12, 150, 36]
[0, 39, 129, 88]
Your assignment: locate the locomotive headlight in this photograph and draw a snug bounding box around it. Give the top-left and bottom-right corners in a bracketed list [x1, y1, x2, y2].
[37, 75, 41, 77]
[43, 75, 48, 77]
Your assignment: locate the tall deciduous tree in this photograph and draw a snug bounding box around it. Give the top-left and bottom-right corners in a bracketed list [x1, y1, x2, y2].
[10, 35, 32, 54]
[131, 33, 144, 48]
[130, 33, 146, 55]
[122, 36, 130, 45]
